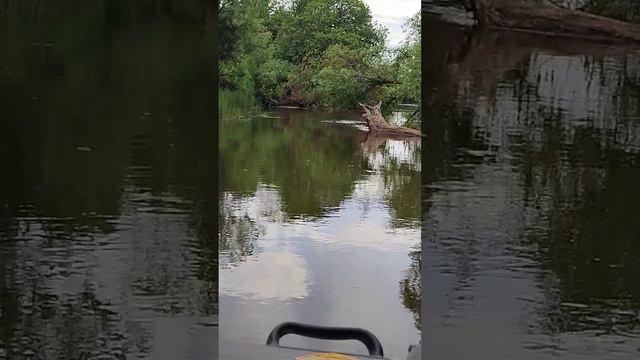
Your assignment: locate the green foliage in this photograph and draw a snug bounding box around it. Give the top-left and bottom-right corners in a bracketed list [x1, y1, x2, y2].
[219, 88, 258, 120]
[307, 44, 383, 109]
[218, 0, 292, 102]
[379, 13, 421, 127]
[220, 0, 421, 128]
[271, 0, 385, 62]
[585, 0, 640, 23]
[218, 1, 240, 62]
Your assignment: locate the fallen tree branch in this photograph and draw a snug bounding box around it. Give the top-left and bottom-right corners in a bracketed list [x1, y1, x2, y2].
[358, 101, 424, 138]
[470, 0, 640, 44]
[356, 74, 400, 86]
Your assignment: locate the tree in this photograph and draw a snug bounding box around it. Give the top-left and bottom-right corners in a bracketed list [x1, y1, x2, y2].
[309, 44, 392, 109]
[288, 12, 421, 122]
[218, 0, 292, 102]
[468, 0, 640, 42]
[219, 0, 421, 115]
[218, 0, 240, 62]
[272, 0, 385, 62]
[585, 0, 640, 23]
[383, 13, 421, 126]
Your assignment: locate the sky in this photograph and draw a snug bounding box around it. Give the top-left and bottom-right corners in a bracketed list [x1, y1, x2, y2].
[363, 0, 420, 47]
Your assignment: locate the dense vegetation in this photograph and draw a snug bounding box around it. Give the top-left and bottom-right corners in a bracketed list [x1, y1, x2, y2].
[583, 0, 640, 23]
[218, 0, 420, 124]
[551, 0, 640, 22]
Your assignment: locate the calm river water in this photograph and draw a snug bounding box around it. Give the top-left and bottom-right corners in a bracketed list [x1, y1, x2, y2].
[218, 102, 421, 359]
[423, 17, 640, 360]
[0, 2, 217, 359]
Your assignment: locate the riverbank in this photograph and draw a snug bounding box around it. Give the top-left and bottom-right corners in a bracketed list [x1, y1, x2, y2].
[219, 0, 420, 125]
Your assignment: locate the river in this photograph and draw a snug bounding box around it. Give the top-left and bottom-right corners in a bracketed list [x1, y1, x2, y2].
[218, 94, 422, 360]
[0, 2, 217, 359]
[423, 17, 640, 360]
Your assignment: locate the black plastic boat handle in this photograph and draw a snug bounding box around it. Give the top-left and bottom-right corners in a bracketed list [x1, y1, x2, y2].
[266, 322, 384, 358]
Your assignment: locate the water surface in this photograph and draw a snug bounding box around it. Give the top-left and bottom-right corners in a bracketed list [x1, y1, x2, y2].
[218, 105, 421, 360]
[0, 2, 217, 359]
[423, 17, 640, 360]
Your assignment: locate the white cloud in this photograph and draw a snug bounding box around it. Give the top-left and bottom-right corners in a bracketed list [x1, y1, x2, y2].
[364, 0, 420, 20]
[220, 250, 309, 300]
[363, 0, 420, 46]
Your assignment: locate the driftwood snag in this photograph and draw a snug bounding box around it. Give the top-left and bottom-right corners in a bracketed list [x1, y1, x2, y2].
[359, 102, 424, 137]
[471, 0, 640, 44]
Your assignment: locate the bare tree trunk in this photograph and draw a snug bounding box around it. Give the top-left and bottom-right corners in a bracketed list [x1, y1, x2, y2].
[359, 102, 424, 138]
[471, 0, 640, 43]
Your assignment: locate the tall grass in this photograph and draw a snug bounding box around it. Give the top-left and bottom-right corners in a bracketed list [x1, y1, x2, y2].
[219, 88, 258, 121]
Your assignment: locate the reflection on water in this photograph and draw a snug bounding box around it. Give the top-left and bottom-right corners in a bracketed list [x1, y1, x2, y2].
[220, 250, 309, 300]
[219, 109, 421, 359]
[424, 17, 640, 359]
[0, 2, 216, 359]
